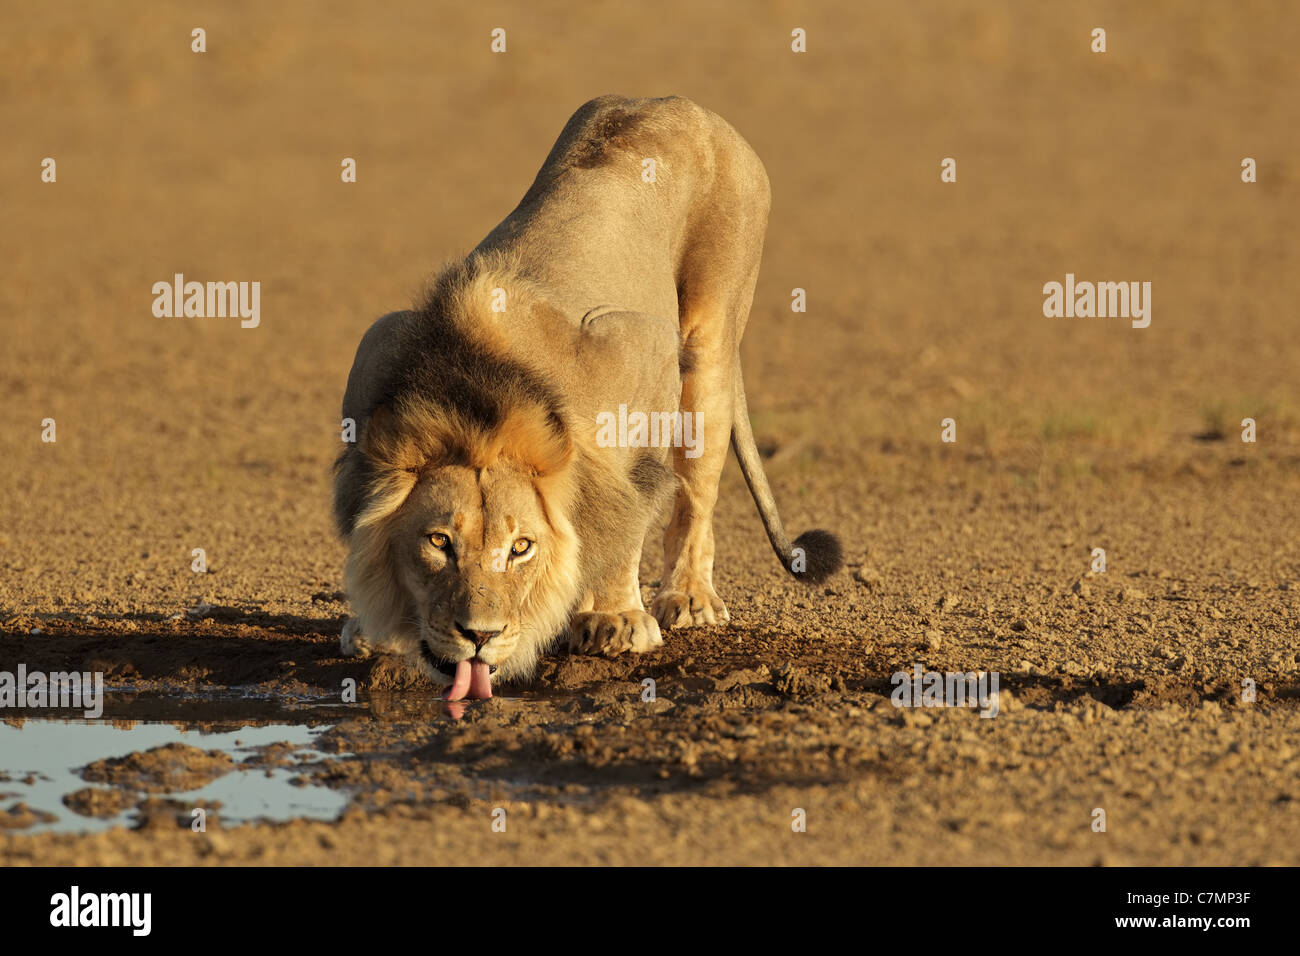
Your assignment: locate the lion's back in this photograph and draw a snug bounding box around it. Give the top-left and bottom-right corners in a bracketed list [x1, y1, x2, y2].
[527, 94, 765, 200]
[477, 95, 768, 319]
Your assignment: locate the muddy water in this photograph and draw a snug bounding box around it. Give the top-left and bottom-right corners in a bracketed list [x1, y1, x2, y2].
[0, 716, 349, 834]
[0, 685, 564, 834]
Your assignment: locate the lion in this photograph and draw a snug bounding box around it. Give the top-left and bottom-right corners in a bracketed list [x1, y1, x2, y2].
[333, 94, 841, 700]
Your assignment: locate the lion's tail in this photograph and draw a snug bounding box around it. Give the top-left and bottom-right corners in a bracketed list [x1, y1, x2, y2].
[730, 362, 843, 584]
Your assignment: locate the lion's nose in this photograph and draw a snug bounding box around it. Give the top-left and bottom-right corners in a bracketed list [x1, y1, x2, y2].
[455, 622, 501, 649]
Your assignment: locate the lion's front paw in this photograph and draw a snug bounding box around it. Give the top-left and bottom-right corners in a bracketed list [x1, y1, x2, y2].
[651, 583, 729, 630]
[568, 610, 664, 656]
[340, 617, 372, 658]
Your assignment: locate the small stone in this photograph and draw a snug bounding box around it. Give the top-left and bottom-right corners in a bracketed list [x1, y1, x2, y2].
[185, 602, 214, 621]
[772, 664, 831, 698]
[852, 567, 883, 590]
[199, 832, 231, 856]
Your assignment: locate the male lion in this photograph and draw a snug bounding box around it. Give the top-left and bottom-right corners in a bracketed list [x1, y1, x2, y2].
[334, 95, 840, 700]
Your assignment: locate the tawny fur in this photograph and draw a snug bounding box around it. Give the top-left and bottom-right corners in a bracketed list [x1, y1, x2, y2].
[333, 95, 840, 692]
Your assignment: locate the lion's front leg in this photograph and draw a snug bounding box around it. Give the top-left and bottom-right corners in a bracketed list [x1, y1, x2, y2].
[340, 617, 372, 657]
[568, 546, 663, 656]
[340, 616, 416, 659]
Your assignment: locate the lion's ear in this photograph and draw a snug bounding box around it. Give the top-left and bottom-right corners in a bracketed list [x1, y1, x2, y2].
[537, 413, 575, 475]
[499, 405, 573, 476]
[358, 405, 398, 465]
[360, 404, 438, 472]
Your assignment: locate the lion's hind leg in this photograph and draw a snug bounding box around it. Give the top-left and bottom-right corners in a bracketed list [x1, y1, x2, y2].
[649, 324, 734, 631]
[649, 118, 769, 631]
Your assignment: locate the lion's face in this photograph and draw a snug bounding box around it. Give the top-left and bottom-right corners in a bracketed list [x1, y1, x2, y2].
[386, 460, 576, 691]
[336, 312, 583, 701]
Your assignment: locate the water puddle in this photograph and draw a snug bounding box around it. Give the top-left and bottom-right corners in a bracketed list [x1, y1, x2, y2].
[0, 718, 350, 834]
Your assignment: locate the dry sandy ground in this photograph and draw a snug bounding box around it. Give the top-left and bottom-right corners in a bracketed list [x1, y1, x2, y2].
[2, 1, 1298, 865]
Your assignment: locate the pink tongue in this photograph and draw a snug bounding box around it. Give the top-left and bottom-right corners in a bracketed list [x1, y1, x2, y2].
[444, 660, 472, 701]
[468, 661, 493, 700]
[443, 659, 493, 701]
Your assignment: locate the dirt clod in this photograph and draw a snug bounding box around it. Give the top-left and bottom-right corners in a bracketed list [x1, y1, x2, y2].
[81, 744, 235, 793]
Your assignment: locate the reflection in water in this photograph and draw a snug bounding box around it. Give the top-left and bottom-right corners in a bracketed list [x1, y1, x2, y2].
[0, 719, 348, 835]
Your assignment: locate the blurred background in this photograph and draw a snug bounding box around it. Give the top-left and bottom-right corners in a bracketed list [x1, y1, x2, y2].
[2, 0, 1297, 616]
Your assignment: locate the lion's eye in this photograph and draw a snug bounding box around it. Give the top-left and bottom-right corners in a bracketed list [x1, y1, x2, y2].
[511, 538, 533, 557]
[429, 532, 451, 550]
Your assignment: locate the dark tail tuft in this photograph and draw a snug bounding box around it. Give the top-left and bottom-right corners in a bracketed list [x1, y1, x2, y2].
[789, 529, 843, 584]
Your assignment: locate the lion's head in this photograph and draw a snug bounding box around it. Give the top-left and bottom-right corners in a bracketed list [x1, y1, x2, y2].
[334, 303, 584, 699]
[334, 252, 683, 700]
